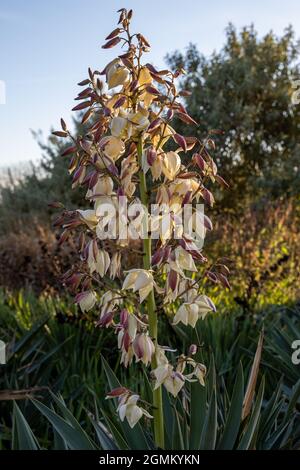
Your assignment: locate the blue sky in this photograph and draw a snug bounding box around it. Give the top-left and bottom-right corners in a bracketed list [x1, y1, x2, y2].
[1, 0, 300, 166]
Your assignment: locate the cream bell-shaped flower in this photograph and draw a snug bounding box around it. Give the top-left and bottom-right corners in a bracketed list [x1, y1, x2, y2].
[185, 362, 207, 387]
[94, 196, 119, 240]
[152, 124, 174, 149]
[150, 153, 163, 181]
[138, 67, 155, 107]
[109, 252, 121, 279]
[172, 303, 199, 328]
[99, 290, 121, 316]
[118, 314, 138, 368]
[76, 291, 97, 313]
[110, 116, 128, 139]
[86, 176, 114, 199]
[196, 295, 217, 318]
[128, 110, 150, 136]
[105, 93, 127, 112]
[153, 363, 185, 397]
[172, 178, 200, 200]
[86, 241, 110, 277]
[121, 154, 139, 197]
[77, 209, 98, 230]
[117, 394, 153, 428]
[152, 346, 185, 397]
[173, 294, 216, 327]
[162, 151, 181, 180]
[94, 249, 110, 277]
[122, 269, 155, 303]
[99, 135, 125, 161]
[169, 246, 197, 276]
[106, 59, 130, 89]
[117, 314, 138, 348]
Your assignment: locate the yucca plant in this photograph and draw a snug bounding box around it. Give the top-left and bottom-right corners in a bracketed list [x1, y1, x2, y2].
[50, 7, 235, 449]
[264, 305, 300, 390]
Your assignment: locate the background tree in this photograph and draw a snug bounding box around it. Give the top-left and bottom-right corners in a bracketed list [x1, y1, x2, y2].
[167, 25, 300, 211]
[0, 117, 85, 234]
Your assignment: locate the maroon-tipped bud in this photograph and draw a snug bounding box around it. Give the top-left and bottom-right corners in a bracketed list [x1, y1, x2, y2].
[102, 37, 121, 49]
[206, 271, 218, 283]
[193, 153, 206, 171]
[202, 188, 215, 207]
[173, 133, 187, 153]
[145, 85, 160, 95]
[88, 171, 99, 190]
[151, 247, 164, 266]
[97, 311, 114, 328]
[108, 163, 119, 177]
[146, 147, 157, 166]
[182, 190, 192, 205]
[123, 330, 131, 352]
[119, 309, 129, 328]
[77, 79, 90, 86]
[58, 229, 69, 245]
[215, 174, 229, 189]
[48, 201, 64, 209]
[189, 344, 197, 356]
[105, 28, 122, 41]
[166, 108, 174, 120]
[64, 273, 83, 290]
[217, 273, 231, 290]
[72, 165, 85, 185]
[106, 387, 128, 397]
[176, 112, 198, 126]
[147, 118, 161, 132]
[129, 79, 138, 92]
[72, 101, 91, 112]
[61, 145, 76, 157]
[117, 187, 125, 197]
[163, 245, 172, 262]
[168, 270, 178, 291]
[113, 96, 127, 109]
[52, 130, 68, 138]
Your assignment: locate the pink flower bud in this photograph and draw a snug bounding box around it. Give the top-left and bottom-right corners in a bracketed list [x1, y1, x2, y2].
[96, 311, 114, 328]
[151, 247, 164, 266]
[146, 147, 157, 166]
[201, 188, 215, 207]
[106, 387, 128, 398]
[168, 270, 178, 292]
[117, 187, 125, 197]
[108, 163, 119, 177]
[123, 330, 131, 352]
[113, 96, 127, 109]
[132, 333, 155, 365]
[147, 118, 161, 132]
[119, 309, 129, 328]
[189, 344, 197, 356]
[173, 133, 187, 153]
[193, 153, 206, 172]
[182, 190, 192, 205]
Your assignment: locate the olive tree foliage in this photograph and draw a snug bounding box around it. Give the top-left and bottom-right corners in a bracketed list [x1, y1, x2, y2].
[166, 25, 300, 210]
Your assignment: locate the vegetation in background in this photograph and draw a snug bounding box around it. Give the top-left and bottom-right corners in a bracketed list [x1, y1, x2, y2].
[0, 290, 299, 449]
[167, 25, 300, 209]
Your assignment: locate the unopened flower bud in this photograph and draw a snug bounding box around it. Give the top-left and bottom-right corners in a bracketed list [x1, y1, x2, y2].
[132, 333, 155, 365]
[189, 344, 197, 356]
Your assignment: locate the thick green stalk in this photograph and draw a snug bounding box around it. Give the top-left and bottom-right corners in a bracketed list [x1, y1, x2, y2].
[137, 138, 165, 449]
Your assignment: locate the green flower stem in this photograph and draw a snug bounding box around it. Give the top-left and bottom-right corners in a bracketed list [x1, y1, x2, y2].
[137, 137, 165, 449]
